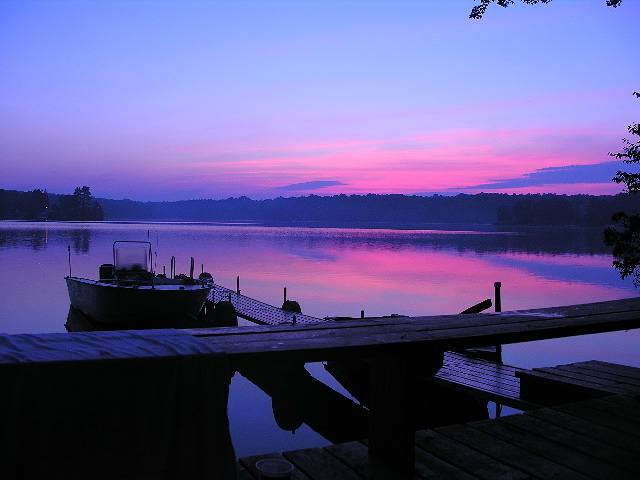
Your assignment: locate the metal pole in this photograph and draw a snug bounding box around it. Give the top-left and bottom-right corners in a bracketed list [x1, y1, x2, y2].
[190, 257, 195, 279]
[236, 275, 240, 294]
[494, 281, 504, 417]
[67, 245, 71, 277]
[494, 281, 503, 363]
[284, 287, 287, 303]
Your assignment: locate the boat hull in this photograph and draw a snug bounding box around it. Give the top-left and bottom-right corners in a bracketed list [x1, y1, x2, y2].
[66, 277, 210, 327]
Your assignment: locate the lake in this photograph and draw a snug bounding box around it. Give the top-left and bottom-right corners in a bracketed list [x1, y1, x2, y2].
[1, 220, 638, 456]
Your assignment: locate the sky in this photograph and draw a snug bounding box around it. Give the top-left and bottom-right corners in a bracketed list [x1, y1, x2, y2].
[1, 0, 639, 201]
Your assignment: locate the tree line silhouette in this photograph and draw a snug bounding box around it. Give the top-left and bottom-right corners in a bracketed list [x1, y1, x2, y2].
[0, 186, 103, 221]
[99, 192, 634, 227]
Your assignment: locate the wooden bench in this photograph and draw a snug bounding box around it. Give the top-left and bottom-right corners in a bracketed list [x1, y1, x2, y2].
[428, 351, 538, 411]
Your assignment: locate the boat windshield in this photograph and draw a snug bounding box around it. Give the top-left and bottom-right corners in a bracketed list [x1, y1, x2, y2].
[113, 241, 151, 273]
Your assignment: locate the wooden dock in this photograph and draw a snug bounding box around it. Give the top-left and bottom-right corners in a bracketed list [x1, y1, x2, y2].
[238, 393, 640, 480]
[209, 284, 322, 325]
[2, 296, 640, 479]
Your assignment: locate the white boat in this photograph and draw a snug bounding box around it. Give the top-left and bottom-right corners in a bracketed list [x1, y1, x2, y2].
[66, 241, 212, 327]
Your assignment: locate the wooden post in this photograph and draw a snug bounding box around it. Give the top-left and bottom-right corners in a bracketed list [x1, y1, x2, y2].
[369, 354, 414, 479]
[284, 287, 287, 303]
[494, 281, 503, 363]
[361, 310, 365, 319]
[236, 275, 240, 294]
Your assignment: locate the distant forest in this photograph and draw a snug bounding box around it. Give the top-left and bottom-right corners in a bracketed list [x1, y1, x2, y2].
[0, 188, 636, 227]
[0, 187, 103, 221]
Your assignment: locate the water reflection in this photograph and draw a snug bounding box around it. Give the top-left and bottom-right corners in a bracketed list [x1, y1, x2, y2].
[0, 221, 634, 336]
[2, 220, 639, 457]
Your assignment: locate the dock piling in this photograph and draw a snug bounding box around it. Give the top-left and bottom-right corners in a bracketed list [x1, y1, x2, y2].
[494, 281, 503, 365]
[361, 310, 365, 319]
[236, 276, 240, 294]
[284, 287, 287, 303]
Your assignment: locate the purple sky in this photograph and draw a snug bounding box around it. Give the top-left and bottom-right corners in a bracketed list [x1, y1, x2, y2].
[1, 0, 638, 200]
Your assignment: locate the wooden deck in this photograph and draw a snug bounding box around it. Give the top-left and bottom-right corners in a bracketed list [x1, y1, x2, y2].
[3, 297, 640, 478]
[518, 359, 640, 405]
[238, 393, 640, 480]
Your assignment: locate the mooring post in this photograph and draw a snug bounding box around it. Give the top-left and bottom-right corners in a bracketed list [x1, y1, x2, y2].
[494, 281, 503, 363]
[369, 354, 414, 479]
[361, 309, 365, 319]
[236, 275, 240, 294]
[283, 287, 287, 303]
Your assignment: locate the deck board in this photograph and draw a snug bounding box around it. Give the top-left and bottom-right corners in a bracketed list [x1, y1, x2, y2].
[552, 364, 640, 387]
[238, 394, 640, 480]
[284, 447, 362, 480]
[500, 413, 640, 472]
[553, 402, 640, 439]
[414, 430, 530, 480]
[527, 407, 640, 454]
[436, 423, 587, 480]
[469, 417, 635, 479]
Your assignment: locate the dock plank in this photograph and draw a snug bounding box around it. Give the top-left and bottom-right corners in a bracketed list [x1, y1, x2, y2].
[192, 298, 640, 362]
[415, 430, 530, 480]
[527, 407, 640, 454]
[436, 423, 587, 480]
[413, 446, 482, 480]
[284, 447, 362, 480]
[532, 366, 640, 394]
[552, 402, 640, 439]
[500, 413, 640, 473]
[470, 418, 634, 479]
[324, 442, 373, 479]
[237, 463, 255, 480]
[572, 360, 640, 381]
[240, 453, 311, 480]
[555, 364, 640, 387]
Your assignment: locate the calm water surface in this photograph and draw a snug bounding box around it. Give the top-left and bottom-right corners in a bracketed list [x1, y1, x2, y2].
[1, 221, 638, 456]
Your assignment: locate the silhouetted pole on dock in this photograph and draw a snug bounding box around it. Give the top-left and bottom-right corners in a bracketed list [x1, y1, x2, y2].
[236, 276, 240, 294]
[494, 281, 504, 418]
[494, 282, 503, 362]
[361, 310, 365, 319]
[283, 287, 287, 303]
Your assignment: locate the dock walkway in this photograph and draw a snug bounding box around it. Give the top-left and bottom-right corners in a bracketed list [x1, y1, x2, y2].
[238, 393, 640, 480]
[209, 284, 322, 325]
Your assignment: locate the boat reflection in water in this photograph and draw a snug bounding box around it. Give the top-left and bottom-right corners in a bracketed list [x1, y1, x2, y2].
[66, 241, 212, 329]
